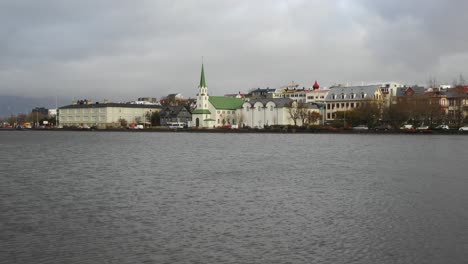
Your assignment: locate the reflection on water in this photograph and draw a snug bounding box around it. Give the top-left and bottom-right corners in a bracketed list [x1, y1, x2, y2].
[1, 131, 467, 264]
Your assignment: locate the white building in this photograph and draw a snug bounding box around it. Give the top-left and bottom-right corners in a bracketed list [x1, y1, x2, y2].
[271, 81, 328, 104]
[191, 64, 244, 128]
[239, 98, 320, 128]
[59, 101, 161, 128]
[325, 85, 384, 120]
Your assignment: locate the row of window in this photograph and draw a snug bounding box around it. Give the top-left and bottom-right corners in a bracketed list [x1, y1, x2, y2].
[216, 110, 235, 114]
[326, 102, 362, 110]
[331, 93, 367, 99]
[217, 119, 236, 124]
[285, 94, 305, 98]
[307, 96, 325, 100]
[245, 105, 276, 111]
[61, 116, 106, 121]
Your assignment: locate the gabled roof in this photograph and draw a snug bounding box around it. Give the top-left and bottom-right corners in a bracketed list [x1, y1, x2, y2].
[396, 86, 426, 97]
[325, 85, 381, 101]
[160, 105, 190, 116]
[208, 96, 244, 110]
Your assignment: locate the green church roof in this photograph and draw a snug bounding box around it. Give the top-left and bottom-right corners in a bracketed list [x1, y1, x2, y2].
[209, 96, 244, 110]
[192, 109, 211, 114]
[200, 64, 207, 88]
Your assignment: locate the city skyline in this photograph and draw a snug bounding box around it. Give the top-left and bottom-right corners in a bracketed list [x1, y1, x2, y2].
[1, 0, 468, 101]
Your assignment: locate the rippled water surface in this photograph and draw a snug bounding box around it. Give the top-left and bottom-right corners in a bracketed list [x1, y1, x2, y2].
[1, 131, 468, 264]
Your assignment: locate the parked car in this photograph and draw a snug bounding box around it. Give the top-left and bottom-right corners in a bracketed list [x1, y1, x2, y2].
[435, 125, 450, 130]
[374, 124, 393, 131]
[416, 126, 429, 130]
[353, 125, 369, 130]
[400, 124, 413, 130]
[459, 126, 468, 131]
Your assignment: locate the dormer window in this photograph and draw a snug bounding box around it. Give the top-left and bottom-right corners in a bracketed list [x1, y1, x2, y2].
[332, 94, 336, 99]
[341, 93, 345, 99]
[361, 93, 366, 98]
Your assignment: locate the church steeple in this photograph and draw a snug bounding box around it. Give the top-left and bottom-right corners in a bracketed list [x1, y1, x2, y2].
[199, 63, 207, 88]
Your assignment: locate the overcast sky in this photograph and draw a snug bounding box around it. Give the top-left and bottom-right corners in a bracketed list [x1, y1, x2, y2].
[1, 0, 467, 101]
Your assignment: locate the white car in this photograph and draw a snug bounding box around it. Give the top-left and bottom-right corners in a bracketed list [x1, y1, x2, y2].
[459, 126, 468, 131]
[416, 126, 429, 130]
[436, 125, 449, 130]
[353, 125, 369, 130]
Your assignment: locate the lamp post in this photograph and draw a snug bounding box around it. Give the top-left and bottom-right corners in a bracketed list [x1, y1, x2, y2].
[320, 106, 324, 125]
[344, 109, 346, 128]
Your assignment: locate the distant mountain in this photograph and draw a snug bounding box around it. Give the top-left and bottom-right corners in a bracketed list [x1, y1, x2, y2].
[0, 95, 72, 118]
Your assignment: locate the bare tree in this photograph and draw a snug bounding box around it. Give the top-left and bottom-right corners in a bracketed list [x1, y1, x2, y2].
[118, 118, 127, 127]
[287, 102, 300, 126]
[297, 102, 309, 126]
[307, 111, 321, 125]
[236, 111, 244, 127]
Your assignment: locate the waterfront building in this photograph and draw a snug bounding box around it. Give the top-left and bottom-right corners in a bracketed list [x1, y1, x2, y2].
[159, 105, 192, 126]
[191, 64, 244, 128]
[247, 88, 276, 99]
[325, 85, 384, 120]
[58, 100, 161, 128]
[239, 98, 320, 128]
[426, 86, 468, 125]
[32, 107, 49, 116]
[271, 81, 329, 104]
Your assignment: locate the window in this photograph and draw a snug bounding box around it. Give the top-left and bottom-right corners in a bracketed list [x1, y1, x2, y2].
[351, 103, 354, 108]
[217, 119, 220, 124]
[246, 107, 249, 112]
[341, 93, 345, 99]
[270, 105, 274, 111]
[332, 94, 336, 99]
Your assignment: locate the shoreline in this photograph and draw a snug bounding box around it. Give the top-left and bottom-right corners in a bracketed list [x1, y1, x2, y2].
[1, 127, 467, 135]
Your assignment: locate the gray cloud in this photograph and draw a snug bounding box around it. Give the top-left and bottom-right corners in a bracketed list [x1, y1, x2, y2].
[0, 0, 467, 102]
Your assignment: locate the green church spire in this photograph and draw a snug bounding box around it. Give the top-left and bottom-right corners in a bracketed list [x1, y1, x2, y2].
[199, 63, 207, 88]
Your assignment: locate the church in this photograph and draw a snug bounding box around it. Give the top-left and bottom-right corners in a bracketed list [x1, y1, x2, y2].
[191, 64, 244, 128]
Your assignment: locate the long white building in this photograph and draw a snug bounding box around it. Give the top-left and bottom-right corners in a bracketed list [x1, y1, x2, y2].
[59, 101, 161, 128]
[238, 98, 320, 128]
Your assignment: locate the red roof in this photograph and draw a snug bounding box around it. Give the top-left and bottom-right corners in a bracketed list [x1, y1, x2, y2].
[313, 81, 320, 89]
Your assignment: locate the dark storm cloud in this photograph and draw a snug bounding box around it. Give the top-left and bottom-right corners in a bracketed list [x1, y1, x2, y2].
[0, 0, 467, 100]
